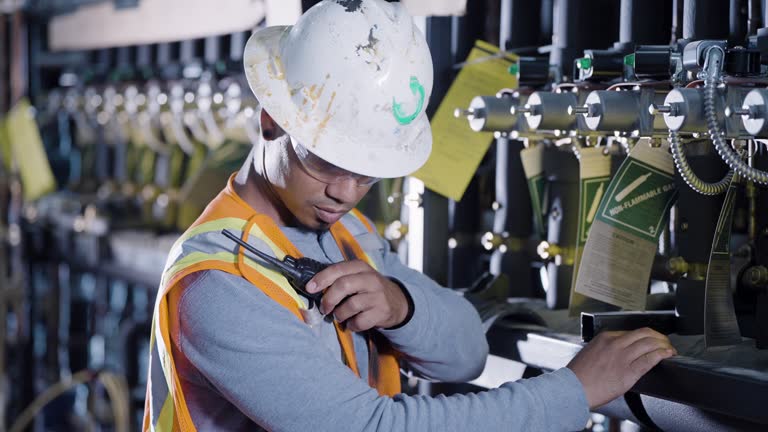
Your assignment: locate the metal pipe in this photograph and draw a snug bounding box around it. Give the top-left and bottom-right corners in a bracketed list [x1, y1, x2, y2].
[0, 15, 7, 114]
[490, 139, 535, 296]
[620, 0, 673, 45]
[747, 0, 761, 35]
[672, 0, 684, 42]
[543, 147, 580, 309]
[540, 0, 554, 42]
[763, 0, 768, 31]
[731, 0, 748, 42]
[501, 0, 544, 50]
[683, 0, 730, 40]
[748, 139, 757, 241]
[549, 0, 619, 79]
[446, 182, 483, 288]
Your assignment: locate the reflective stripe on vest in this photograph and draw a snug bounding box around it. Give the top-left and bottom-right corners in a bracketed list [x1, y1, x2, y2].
[143, 177, 401, 431]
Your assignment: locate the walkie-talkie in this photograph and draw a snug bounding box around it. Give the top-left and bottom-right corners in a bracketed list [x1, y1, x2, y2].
[222, 230, 329, 308]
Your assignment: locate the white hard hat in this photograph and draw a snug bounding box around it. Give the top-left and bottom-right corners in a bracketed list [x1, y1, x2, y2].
[243, 0, 434, 179]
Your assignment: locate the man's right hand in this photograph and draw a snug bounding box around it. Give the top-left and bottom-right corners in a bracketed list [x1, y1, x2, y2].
[566, 328, 677, 409]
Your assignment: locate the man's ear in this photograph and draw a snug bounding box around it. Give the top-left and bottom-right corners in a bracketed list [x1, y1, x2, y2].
[259, 108, 284, 141]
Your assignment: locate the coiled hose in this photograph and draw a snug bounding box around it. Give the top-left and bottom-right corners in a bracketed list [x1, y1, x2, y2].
[669, 129, 733, 195]
[704, 48, 768, 186]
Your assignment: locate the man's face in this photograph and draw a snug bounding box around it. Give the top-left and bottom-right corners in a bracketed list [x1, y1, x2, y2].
[260, 111, 372, 230]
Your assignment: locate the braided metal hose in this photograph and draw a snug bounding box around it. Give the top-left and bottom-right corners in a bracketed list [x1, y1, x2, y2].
[703, 48, 768, 186]
[669, 129, 733, 195]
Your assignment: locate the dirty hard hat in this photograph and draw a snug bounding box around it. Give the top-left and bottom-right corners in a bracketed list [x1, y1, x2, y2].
[243, 0, 434, 179]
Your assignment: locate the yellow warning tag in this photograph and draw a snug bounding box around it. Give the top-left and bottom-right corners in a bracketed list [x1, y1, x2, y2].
[6, 99, 57, 201]
[413, 40, 518, 201]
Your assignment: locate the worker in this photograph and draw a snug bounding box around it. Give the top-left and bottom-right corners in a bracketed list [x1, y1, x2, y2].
[143, 1, 677, 430]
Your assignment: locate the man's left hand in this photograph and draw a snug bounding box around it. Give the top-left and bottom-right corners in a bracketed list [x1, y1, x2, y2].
[306, 260, 410, 331]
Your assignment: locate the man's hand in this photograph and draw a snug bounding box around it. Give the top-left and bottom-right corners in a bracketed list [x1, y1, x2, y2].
[567, 328, 677, 409]
[306, 260, 410, 331]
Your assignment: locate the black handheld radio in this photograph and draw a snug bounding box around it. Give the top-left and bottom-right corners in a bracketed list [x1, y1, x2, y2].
[222, 229, 329, 308]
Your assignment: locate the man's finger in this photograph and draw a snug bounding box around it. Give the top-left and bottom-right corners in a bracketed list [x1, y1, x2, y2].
[320, 273, 373, 315]
[346, 311, 378, 332]
[624, 336, 675, 363]
[616, 327, 670, 348]
[307, 260, 370, 293]
[630, 347, 674, 378]
[333, 292, 376, 323]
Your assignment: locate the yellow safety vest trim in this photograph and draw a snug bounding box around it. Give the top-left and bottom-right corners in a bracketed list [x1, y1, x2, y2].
[156, 395, 175, 432]
[163, 250, 306, 309]
[170, 217, 289, 260]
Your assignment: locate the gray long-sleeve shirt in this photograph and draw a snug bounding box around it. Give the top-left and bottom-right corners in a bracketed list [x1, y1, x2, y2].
[167, 217, 590, 431]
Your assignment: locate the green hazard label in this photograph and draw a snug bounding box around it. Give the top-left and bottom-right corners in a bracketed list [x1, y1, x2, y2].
[579, 177, 610, 244]
[527, 174, 547, 234]
[596, 159, 677, 242]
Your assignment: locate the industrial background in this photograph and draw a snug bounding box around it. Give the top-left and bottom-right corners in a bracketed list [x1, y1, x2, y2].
[1, 0, 768, 431]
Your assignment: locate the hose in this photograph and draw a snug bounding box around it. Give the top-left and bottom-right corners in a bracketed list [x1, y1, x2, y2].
[669, 129, 733, 195]
[703, 48, 768, 186]
[9, 370, 130, 432]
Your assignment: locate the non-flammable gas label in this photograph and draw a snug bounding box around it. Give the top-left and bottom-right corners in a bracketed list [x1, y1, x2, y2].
[569, 147, 613, 316]
[596, 159, 676, 242]
[575, 140, 677, 311]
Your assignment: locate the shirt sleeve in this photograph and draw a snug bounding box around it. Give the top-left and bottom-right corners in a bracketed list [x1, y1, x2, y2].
[373, 234, 490, 382]
[175, 269, 590, 432]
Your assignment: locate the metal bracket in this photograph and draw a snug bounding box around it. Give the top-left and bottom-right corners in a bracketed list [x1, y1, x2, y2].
[682, 40, 727, 73]
[581, 311, 678, 342]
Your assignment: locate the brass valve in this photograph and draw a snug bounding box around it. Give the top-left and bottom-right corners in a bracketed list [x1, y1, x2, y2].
[481, 232, 525, 254]
[384, 220, 409, 241]
[536, 241, 575, 266]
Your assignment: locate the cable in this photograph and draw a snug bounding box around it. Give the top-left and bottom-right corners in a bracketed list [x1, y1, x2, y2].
[669, 129, 733, 195]
[703, 47, 768, 186]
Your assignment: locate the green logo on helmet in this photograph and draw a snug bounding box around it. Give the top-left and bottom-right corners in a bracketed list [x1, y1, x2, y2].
[392, 76, 425, 125]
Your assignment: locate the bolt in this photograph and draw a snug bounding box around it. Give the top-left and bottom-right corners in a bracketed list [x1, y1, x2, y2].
[568, 105, 589, 115]
[454, 108, 474, 118]
[550, 206, 562, 220]
[537, 241, 552, 259]
[649, 104, 671, 115]
[569, 104, 601, 117]
[743, 266, 768, 290]
[649, 103, 682, 117]
[725, 106, 750, 118]
[680, 222, 689, 231]
[512, 104, 538, 116]
[481, 232, 502, 251]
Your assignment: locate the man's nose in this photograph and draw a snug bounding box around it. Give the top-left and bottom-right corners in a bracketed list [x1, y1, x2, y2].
[325, 178, 361, 203]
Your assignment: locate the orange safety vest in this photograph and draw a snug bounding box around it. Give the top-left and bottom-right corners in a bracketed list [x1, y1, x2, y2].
[143, 176, 401, 431]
